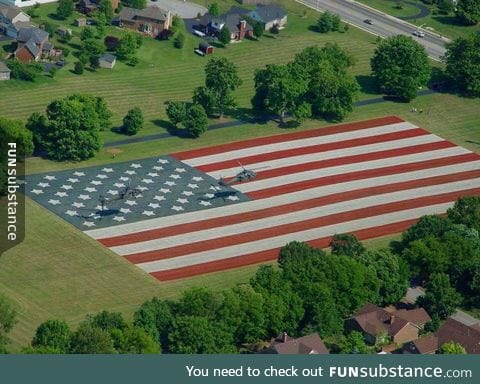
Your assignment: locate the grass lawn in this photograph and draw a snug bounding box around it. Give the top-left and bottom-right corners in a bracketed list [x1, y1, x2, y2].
[0, 0, 479, 350]
[357, 0, 480, 39]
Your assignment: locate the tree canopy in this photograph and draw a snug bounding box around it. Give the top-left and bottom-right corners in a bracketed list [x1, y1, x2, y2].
[32, 319, 71, 353]
[416, 273, 462, 319]
[0, 294, 16, 353]
[184, 104, 209, 137]
[56, 0, 74, 20]
[121, 107, 144, 135]
[371, 35, 431, 101]
[439, 341, 467, 354]
[455, 0, 480, 25]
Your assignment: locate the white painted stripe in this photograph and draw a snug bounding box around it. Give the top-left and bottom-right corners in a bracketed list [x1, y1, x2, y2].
[85, 160, 480, 239]
[182, 122, 418, 166]
[138, 202, 454, 272]
[207, 134, 444, 179]
[236, 147, 470, 193]
[112, 180, 480, 255]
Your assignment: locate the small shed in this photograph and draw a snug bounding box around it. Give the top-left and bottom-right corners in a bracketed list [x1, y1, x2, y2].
[57, 27, 72, 37]
[0, 60, 11, 81]
[99, 53, 116, 69]
[75, 18, 87, 27]
[199, 42, 214, 55]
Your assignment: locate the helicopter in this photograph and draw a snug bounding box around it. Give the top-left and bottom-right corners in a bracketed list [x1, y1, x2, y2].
[98, 180, 142, 211]
[217, 161, 266, 187]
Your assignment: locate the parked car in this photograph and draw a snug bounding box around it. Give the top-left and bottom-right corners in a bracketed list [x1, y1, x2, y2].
[364, 19, 373, 25]
[413, 30, 425, 37]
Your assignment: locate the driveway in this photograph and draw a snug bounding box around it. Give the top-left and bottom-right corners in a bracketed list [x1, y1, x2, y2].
[147, 0, 207, 18]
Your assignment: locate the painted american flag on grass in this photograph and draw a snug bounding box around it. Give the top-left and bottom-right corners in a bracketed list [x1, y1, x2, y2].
[85, 116, 480, 281]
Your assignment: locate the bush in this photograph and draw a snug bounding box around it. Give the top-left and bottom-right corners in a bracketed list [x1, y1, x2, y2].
[270, 24, 280, 34]
[6, 60, 43, 81]
[74, 61, 84, 75]
[173, 33, 185, 49]
[317, 11, 341, 33]
[121, 107, 143, 135]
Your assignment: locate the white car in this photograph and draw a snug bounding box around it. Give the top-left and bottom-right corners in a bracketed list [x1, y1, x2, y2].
[413, 30, 425, 37]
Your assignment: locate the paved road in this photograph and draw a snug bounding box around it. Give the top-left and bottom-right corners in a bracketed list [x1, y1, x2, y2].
[298, 0, 448, 61]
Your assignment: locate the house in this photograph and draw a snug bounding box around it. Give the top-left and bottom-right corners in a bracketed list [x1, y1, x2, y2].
[403, 335, 439, 354]
[0, 60, 10, 80]
[98, 53, 116, 69]
[75, 17, 87, 27]
[261, 332, 329, 354]
[14, 26, 49, 62]
[77, 0, 119, 15]
[0, 3, 30, 38]
[199, 12, 253, 41]
[0, 0, 58, 7]
[248, 4, 287, 30]
[118, 6, 172, 38]
[348, 303, 431, 345]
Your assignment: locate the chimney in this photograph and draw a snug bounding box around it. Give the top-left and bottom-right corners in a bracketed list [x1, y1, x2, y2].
[282, 332, 288, 343]
[239, 19, 246, 32]
[389, 315, 395, 324]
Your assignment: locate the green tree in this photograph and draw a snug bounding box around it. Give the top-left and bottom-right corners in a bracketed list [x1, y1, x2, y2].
[90, 311, 127, 332]
[192, 86, 217, 116]
[56, 0, 74, 20]
[330, 233, 366, 258]
[98, 0, 114, 21]
[455, 0, 480, 25]
[218, 26, 231, 46]
[208, 3, 220, 17]
[399, 215, 453, 250]
[252, 22, 264, 39]
[317, 12, 333, 33]
[32, 319, 71, 353]
[22, 345, 63, 354]
[331, 13, 341, 31]
[444, 34, 480, 97]
[122, 0, 146, 9]
[6, 60, 43, 82]
[447, 196, 480, 232]
[184, 104, 209, 137]
[80, 27, 95, 41]
[437, 0, 454, 14]
[340, 331, 370, 354]
[402, 237, 449, 281]
[173, 32, 185, 49]
[439, 341, 467, 354]
[111, 326, 160, 354]
[417, 273, 462, 319]
[82, 38, 106, 58]
[165, 101, 187, 127]
[69, 322, 115, 353]
[371, 35, 431, 101]
[121, 107, 143, 135]
[49, 66, 57, 78]
[89, 55, 100, 70]
[0, 294, 16, 353]
[116, 32, 140, 60]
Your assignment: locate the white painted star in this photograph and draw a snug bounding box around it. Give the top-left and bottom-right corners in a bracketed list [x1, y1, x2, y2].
[159, 188, 171, 194]
[96, 174, 108, 179]
[148, 203, 160, 209]
[78, 194, 91, 200]
[125, 170, 136, 175]
[204, 193, 215, 199]
[227, 195, 240, 201]
[44, 175, 56, 181]
[73, 171, 85, 177]
[130, 163, 142, 169]
[83, 221, 95, 227]
[113, 216, 126, 222]
[169, 174, 181, 180]
[188, 184, 199, 189]
[192, 176, 203, 182]
[48, 199, 60, 205]
[157, 159, 169, 164]
[137, 186, 148, 191]
[124, 200, 137, 206]
[107, 189, 118, 195]
[177, 198, 189, 204]
[171, 205, 184, 211]
[175, 168, 186, 173]
[95, 205, 106, 211]
[153, 166, 164, 171]
[147, 172, 159, 177]
[67, 178, 79, 183]
[153, 195, 165, 201]
[119, 208, 131, 214]
[55, 191, 68, 197]
[72, 202, 85, 208]
[65, 210, 78, 217]
[182, 191, 194, 196]
[38, 182, 50, 188]
[199, 201, 212, 207]
[164, 181, 176, 186]
[141, 179, 153, 184]
[61, 185, 73, 190]
[90, 180, 102, 185]
[113, 183, 125, 188]
[142, 210, 155, 216]
[30, 189, 43, 195]
[209, 185, 219, 191]
[119, 176, 130, 181]
[102, 168, 114, 173]
[84, 187, 97, 193]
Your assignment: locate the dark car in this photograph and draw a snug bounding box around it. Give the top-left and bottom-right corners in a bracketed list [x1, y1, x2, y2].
[364, 19, 373, 25]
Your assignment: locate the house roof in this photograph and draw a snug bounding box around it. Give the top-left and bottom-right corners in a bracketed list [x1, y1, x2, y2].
[17, 27, 49, 44]
[410, 335, 439, 354]
[267, 333, 329, 354]
[118, 6, 169, 23]
[99, 53, 116, 63]
[254, 4, 287, 23]
[392, 308, 431, 327]
[0, 4, 27, 20]
[24, 39, 40, 57]
[436, 319, 480, 354]
[0, 60, 10, 72]
[12, 20, 32, 32]
[200, 12, 252, 33]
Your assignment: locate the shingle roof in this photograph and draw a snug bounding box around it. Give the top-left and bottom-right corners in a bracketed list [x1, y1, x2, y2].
[118, 5, 169, 23]
[254, 4, 287, 23]
[392, 308, 431, 327]
[410, 335, 439, 354]
[24, 39, 39, 57]
[269, 333, 329, 354]
[17, 27, 48, 44]
[99, 53, 116, 63]
[0, 4, 26, 20]
[200, 12, 252, 33]
[436, 319, 480, 354]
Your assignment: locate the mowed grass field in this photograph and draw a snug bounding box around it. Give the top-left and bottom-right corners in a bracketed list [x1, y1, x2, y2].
[0, 0, 479, 350]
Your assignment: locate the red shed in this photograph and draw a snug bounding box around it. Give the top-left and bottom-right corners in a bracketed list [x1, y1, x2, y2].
[199, 42, 214, 55]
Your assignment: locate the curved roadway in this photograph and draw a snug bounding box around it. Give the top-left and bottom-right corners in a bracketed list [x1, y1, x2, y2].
[298, 0, 448, 61]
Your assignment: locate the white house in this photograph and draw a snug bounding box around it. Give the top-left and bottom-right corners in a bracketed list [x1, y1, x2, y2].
[0, 0, 58, 8]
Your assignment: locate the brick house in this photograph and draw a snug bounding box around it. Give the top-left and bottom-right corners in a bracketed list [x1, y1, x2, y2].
[261, 332, 329, 354]
[77, 0, 120, 15]
[14, 26, 49, 62]
[0, 3, 30, 38]
[199, 12, 253, 41]
[118, 6, 171, 38]
[348, 303, 431, 345]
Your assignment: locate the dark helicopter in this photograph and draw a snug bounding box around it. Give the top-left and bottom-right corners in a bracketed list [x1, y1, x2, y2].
[98, 180, 141, 211]
[217, 162, 266, 187]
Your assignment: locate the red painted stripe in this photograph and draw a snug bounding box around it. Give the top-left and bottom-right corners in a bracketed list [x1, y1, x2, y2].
[197, 128, 429, 172]
[126, 187, 480, 264]
[101, 169, 480, 248]
[171, 116, 404, 161]
[231, 140, 455, 184]
[247, 152, 480, 199]
[149, 219, 420, 281]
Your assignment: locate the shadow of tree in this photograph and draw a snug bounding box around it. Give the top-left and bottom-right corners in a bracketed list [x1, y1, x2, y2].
[356, 74, 379, 96]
